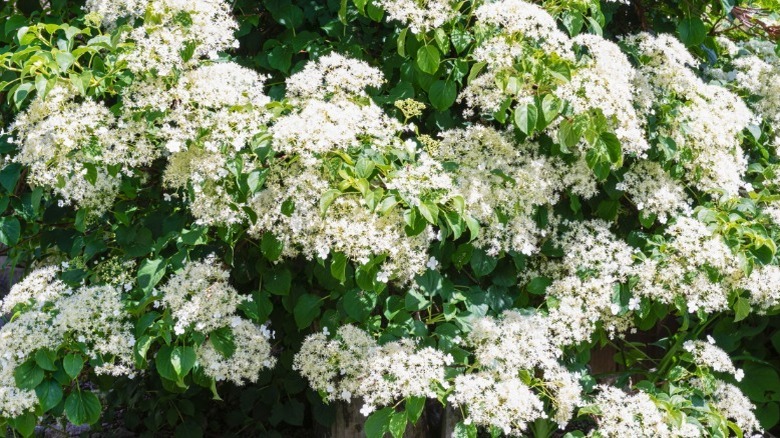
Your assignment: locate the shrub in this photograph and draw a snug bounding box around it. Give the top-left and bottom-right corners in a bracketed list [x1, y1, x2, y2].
[1, 0, 780, 436]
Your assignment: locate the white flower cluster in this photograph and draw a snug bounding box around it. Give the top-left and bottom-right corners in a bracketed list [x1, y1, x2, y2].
[252, 55, 436, 281]
[384, 152, 453, 208]
[84, 0, 146, 27]
[450, 373, 545, 436]
[196, 318, 276, 386]
[9, 85, 156, 214]
[271, 53, 398, 163]
[710, 37, 780, 147]
[633, 216, 740, 313]
[377, 0, 460, 34]
[586, 386, 672, 438]
[738, 263, 780, 310]
[539, 220, 638, 345]
[1, 265, 68, 313]
[157, 256, 247, 336]
[250, 161, 434, 282]
[437, 126, 562, 256]
[128, 63, 271, 153]
[625, 33, 753, 197]
[293, 325, 452, 415]
[127, 62, 271, 226]
[460, 0, 573, 116]
[474, 0, 572, 56]
[87, 0, 239, 75]
[0, 311, 60, 417]
[285, 53, 385, 99]
[710, 380, 762, 435]
[617, 161, 691, 224]
[0, 268, 136, 417]
[458, 0, 574, 115]
[556, 34, 649, 157]
[52, 285, 137, 376]
[683, 337, 744, 381]
[453, 311, 583, 431]
[157, 257, 275, 383]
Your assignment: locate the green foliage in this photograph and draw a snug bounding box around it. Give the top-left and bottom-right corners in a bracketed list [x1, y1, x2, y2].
[2, 0, 780, 436]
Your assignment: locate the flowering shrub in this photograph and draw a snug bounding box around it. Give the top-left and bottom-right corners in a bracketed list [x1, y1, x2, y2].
[2, 0, 780, 436]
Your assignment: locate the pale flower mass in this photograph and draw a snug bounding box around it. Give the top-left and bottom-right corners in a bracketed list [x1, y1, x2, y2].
[1, 0, 777, 435]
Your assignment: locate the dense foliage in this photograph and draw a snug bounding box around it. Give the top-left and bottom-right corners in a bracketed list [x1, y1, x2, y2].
[2, 0, 780, 436]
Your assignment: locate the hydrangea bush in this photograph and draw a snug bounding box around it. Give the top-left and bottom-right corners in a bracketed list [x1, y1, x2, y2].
[1, 0, 780, 436]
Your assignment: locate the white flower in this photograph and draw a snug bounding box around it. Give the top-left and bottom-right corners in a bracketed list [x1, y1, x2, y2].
[376, 271, 390, 283]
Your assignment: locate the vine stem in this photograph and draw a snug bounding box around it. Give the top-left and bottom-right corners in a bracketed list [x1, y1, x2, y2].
[653, 315, 718, 383]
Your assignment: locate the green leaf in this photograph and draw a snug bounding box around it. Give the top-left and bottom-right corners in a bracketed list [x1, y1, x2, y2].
[434, 28, 449, 52]
[355, 157, 376, 179]
[452, 243, 473, 269]
[600, 132, 622, 164]
[35, 379, 63, 412]
[268, 44, 293, 72]
[13, 83, 33, 110]
[513, 103, 539, 135]
[678, 17, 706, 47]
[557, 118, 583, 151]
[9, 412, 36, 438]
[405, 288, 428, 311]
[366, 1, 384, 21]
[343, 289, 374, 322]
[155, 346, 177, 381]
[338, 0, 348, 23]
[320, 189, 341, 216]
[562, 11, 584, 36]
[450, 28, 473, 54]
[539, 94, 562, 127]
[134, 335, 154, 368]
[35, 74, 48, 98]
[170, 346, 197, 378]
[586, 16, 603, 36]
[465, 215, 480, 241]
[210, 327, 236, 358]
[416, 45, 440, 75]
[596, 200, 619, 221]
[63, 354, 84, 380]
[428, 80, 457, 111]
[527, 277, 552, 295]
[417, 202, 438, 224]
[397, 27, 408, 57]
[55, 51, 75, 72]
[403, 208, 428, 236]
[247, 169, 267, 193]
[405, 396, 425, 423]
[638, 211, 657, 228]
[365, 407, 394, 438]
[0, 162, 22, 192]
[14, 360, 44, 389]
[264, 267, 291, 295]
[389, 411, 407, 438]
[294, 294, 322, 329]
[734, 296, 751, 322]
[331, 252, 348, 283]
[470, 249, 497, 277]
[0, 216, 21, 246]
[64, 391, 102, 425]
[34, 349, 57, 371]
[138, 258, 166, 294]
[266, 0, 304, 28]
[585, 148, 611, 180]
[453, 421, 477, 438]
[179, 227, 207, 246]
[261, 232, 284, 261]
[416, 270, 444, 296]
